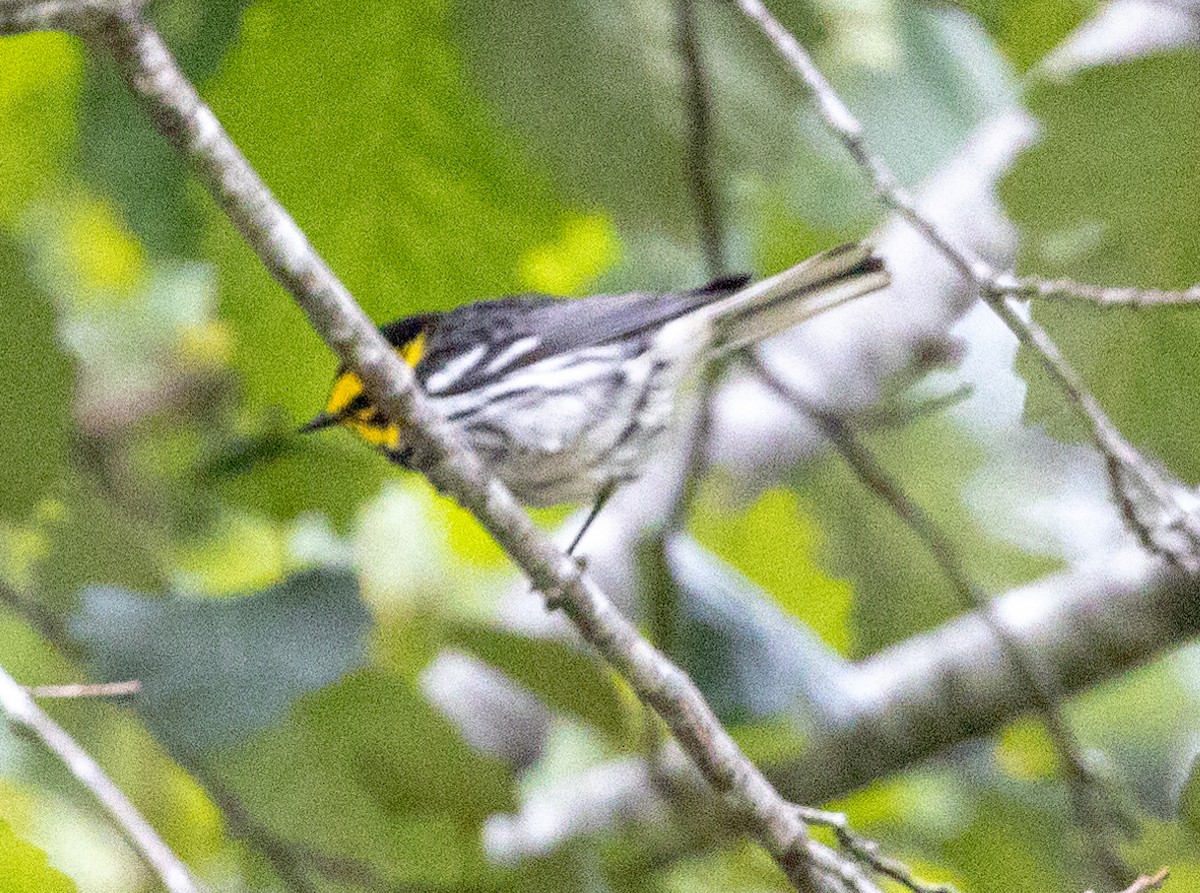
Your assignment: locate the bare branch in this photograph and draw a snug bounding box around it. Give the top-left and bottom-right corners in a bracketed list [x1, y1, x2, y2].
[0, 2, 840, 887]
[665, 0, 731, 539]
[486, 748, 938, 893]
[746, 354, 978, 602]
[730, 0, 1200, 571]
[0, 663, 201, 893]
[771, 548, 1200, 803]
[854, 384, 974, 432]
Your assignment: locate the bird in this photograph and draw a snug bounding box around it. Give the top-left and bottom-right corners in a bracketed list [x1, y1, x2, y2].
[301, 243, 888, 551]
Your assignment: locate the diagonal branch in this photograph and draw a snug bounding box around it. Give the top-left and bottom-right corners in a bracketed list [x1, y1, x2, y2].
[0, 662, 201, 893]
[771, 549, 1200, 804]
[0, 1, 839, 888]
[730, 0, 1200, 572]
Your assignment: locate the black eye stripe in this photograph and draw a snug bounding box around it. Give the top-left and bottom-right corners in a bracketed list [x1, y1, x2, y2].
[345, 393, 372, 415]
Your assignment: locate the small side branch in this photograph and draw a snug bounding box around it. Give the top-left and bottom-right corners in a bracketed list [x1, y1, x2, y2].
[0, 663, 201, 893]
[798, 806, 956, 893]
[1105, 869, 1169, 893]
[485, 553, 1200, 862]
[1000, 277, 1200, 307]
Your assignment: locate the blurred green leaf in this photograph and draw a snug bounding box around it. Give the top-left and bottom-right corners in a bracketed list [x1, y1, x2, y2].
[454, 1, 1012, 284]
[692, 485, 853, 654]
[0, 237, 73, 524]
[204, 423, 390, 530]
[994, 718, 1061, 782]
[453, 0, 773, 241]
[1002, 53, 1200, 480]
[0, 817, 76, 893]
[729, 717, 808, 766]
[939, 787, 1076, 893]
[0, 33, 80, 229]
[70, 567, 368, 754]
[204, 0, 566, 421]
[657, 841, 783, 893]
[77, 0, 249, 255]
[451, 623, 631, 745]
[31, 475, 168, 609]
[211, 669, 512, 886]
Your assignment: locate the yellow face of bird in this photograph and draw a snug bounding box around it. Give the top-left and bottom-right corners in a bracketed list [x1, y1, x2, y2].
[304, 330, 428, 451]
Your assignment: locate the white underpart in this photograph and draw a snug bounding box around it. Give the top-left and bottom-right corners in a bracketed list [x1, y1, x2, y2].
[429, 315, 712, 506]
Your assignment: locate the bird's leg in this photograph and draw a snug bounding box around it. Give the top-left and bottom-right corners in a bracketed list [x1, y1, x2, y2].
[538, 483, 617, 612]
[566, 482, 616, 560]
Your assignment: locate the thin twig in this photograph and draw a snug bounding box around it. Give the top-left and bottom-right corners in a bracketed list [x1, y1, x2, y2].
[747, 354, 977, 599]
[666, 0, 729, 533]
[676, 0, 728, 277]
[1001, 278, 1200, 307]
[0, 663, 201, 893]
[748, 354, 1138, 886]
[29, 680, 142, 698]
[798, 806, 956, 893]
[0, 2, 829, 888]
[730, 0, 1200, 572]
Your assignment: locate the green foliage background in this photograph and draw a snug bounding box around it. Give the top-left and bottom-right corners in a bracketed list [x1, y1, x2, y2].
[1, 0, 1199, 891]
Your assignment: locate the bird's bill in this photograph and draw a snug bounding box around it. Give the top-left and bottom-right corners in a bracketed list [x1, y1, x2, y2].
[300, 369, 367, 435]
[299, 368, 403, 451]
[298, 412, 339, 434]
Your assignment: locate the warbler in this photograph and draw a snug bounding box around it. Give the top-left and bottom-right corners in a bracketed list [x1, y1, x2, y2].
[302, 243, 888, 524]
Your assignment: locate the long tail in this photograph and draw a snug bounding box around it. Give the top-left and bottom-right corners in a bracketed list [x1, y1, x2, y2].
[704, 242, 889, 354]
